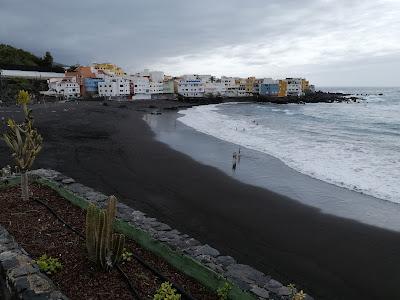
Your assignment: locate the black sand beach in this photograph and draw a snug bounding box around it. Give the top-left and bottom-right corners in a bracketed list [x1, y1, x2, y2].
[1, 100, 400, 300]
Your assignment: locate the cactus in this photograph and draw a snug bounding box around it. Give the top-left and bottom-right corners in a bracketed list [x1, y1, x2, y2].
[2, 90, 42, 201]
[86, 196, 125, 271]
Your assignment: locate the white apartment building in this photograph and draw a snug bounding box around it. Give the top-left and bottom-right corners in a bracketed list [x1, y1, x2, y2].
[238, 83, 248, 97]
[150, 71, 164, 83]
[197, 75, 212, 83]
[131, 76, 151, 100]
[236, 78, 250, 97]
[225, 87, 239, 97]
[262, 78, 278, 84]
[47, 76, 80, 99]
[221, 76, 236, 88]
[219, 76, 238, 97]
[136, 69, 150, 77]
[149, 81, 163, 94]
[98, 78, 130, 97]
[204, 82, 226, 96]
[286, 78, 303, 96]
[178, 75, 205, 97]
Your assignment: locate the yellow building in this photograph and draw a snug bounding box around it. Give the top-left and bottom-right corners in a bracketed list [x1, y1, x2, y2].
[245, 77, 256, 93]
[301, 79, 310, 93]
[278, 80, 287, 97]
[93, 63, 125, 76]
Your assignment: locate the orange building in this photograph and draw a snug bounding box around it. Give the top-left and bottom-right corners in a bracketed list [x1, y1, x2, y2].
[278, 80, 287, 97]
[93, 63, 125, 76]
[66, 66, 96, 95]
[245, 77, 256, 94]
[301, 79, 310, 93]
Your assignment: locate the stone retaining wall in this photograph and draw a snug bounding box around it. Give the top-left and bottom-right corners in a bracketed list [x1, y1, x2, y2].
[30, 169, 313, 300]
[0, 225, 68, 300]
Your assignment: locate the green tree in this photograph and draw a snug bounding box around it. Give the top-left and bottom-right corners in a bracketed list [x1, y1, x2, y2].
[0, 44, 41, 66]
[42, 51, 53, 67]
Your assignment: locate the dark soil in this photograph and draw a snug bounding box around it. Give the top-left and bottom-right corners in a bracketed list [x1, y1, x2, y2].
[0, 183, 218, 300]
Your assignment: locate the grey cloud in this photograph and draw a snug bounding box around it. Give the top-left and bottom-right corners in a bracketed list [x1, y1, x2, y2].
[0, 0, 399, 86]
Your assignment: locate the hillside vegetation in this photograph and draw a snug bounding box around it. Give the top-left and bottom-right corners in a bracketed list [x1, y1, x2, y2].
[0, 44, 42, 67]
[0, 44, 64, 103]
[0, 44, 65, 72]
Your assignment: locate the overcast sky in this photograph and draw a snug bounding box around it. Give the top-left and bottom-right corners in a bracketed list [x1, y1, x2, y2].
[1, 0, 399, 86]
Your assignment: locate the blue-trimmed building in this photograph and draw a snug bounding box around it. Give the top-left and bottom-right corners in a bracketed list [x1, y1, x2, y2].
[259, 79, 279, 96]
[84, 78, 104, 94]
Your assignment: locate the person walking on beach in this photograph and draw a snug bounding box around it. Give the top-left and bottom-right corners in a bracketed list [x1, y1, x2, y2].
[232, 151, 238, 171]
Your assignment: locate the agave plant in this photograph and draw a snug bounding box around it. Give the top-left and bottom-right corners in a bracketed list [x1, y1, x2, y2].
[86, 196, 125, 271]
[3, 90, 42, 201]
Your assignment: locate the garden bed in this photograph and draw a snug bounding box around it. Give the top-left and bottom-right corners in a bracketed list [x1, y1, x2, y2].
[0, 183, 219, 299]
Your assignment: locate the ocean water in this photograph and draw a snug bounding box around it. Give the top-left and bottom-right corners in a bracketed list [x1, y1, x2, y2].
[178, 87, 400, 204]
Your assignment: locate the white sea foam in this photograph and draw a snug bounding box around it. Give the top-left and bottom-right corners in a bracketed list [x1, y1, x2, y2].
[178, 91, 400, 204]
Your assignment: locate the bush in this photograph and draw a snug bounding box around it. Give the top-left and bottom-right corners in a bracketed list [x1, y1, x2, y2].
[121, 248, 133, 263]
[293, 291, 306, 300]
[153, 282, 181, 300]
[33, 254, 63, 275]
[287, 284, 307, 300]
[217, 282, 232, 300]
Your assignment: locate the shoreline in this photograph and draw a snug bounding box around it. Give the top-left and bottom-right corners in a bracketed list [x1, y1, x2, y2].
[145, 107, 400, 232]
[1, 100, 400, 299]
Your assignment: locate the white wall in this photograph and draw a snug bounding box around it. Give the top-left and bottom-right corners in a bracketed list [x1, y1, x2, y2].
[131, 77, 150, 95]
[47, 77, 80, 99]
[178, 79, 205, 97]
[204, 82, 226, 96]
[98, 78, 130, 97]
[286, 78, 303, 96]
[149, 81, 164, 94]
[2, 70, 65, 80]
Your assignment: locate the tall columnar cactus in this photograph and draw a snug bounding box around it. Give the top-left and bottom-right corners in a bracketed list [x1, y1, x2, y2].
[3, 90, 42, 201]
[86, 196, 125, 271]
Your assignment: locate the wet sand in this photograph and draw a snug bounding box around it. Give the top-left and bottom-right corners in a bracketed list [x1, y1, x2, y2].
[146, 109, 400, 232]
[1, 100, 400, 299]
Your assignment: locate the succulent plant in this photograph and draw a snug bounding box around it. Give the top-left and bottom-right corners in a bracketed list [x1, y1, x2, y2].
[2, 90, 42, 201]
[153, 282, 181, 300]
[86, 195, 125, 271]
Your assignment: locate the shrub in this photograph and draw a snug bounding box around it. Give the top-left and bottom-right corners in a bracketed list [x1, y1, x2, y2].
[121, 248, 133, 263]
[153, 282, 181, 300]
[293, 290, 306, 300]
[34, 254, 63, 275]
[287, 284, 307, 300]
[288, 283, 297, 298]
[0, 165, 12, 177]
[217, 282, 232, 300]
[16, 90, 30, 105]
